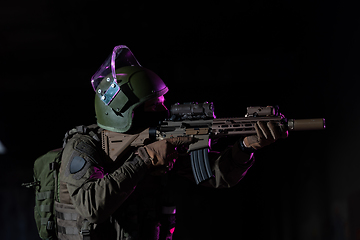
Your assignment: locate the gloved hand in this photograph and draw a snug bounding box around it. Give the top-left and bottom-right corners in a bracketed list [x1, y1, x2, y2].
[144, 137, 195, 173]
[243, 121, 288, 150]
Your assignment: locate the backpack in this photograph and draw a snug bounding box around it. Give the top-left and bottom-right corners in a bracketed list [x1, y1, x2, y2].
[23, 125, 100, 240]
[23, 148, 62, 240]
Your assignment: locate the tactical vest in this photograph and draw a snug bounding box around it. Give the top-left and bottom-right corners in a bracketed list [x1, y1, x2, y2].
[58, 126, 176, 240]
[56, 125, 100, 240]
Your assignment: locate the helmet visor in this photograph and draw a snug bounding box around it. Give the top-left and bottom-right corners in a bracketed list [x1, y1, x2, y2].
[91, 45, 141, 91]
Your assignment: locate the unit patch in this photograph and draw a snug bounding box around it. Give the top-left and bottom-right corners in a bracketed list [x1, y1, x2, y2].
[70, 156, 86, 174]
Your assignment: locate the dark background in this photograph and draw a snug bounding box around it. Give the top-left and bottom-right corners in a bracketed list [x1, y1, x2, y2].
[0, 1, 359, 239]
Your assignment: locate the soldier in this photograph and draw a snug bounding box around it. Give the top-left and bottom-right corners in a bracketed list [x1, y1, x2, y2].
[57, 46, 287, 240]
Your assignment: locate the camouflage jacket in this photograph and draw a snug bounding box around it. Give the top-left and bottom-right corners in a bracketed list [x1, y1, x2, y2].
[58, 127, 254, 240]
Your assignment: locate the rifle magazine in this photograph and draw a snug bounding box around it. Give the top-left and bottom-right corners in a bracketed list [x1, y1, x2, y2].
[190, 148, 213, 184]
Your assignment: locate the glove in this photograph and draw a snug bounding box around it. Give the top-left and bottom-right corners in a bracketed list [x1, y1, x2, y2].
[144, 137, 195, 173]
[243, 121, 288, 150]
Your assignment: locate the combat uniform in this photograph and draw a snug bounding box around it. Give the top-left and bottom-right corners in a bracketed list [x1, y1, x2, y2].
[57, 126, 254, 240]
[54, 45, 285, 240]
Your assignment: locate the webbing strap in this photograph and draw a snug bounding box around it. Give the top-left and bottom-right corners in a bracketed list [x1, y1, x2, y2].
[89, 131, 100, 142]
[58, 226, 79, 235]
[41, 218, 49, 225]
[81, 219, 91, 240]
[40, 218, 55, 230]
[56, 211, 78, 221]
[40, 204, 51, 212]
[63, 125, 100, 147]
[36, 191, 53, 200]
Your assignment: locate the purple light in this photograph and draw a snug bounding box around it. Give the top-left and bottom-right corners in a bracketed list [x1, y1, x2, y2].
[91, 45, 141, 91]
[116, 73, 127, 77]
[111, 45, 141, 83]
[90, 166, 105, 179]
[111, 47, 118, 81]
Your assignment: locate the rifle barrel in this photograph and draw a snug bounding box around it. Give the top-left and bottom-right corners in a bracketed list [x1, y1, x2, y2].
[287, 118, 326, 131]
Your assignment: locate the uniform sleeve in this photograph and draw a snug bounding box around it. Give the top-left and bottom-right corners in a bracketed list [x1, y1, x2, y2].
[59, 134, 151, 224]
[207, 141, 254, 188]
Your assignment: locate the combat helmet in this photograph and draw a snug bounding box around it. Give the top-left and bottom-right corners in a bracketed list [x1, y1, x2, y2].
[91, 45, 168, 133]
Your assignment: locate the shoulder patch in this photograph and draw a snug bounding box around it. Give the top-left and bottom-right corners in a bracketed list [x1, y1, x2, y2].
[64, 151, 93, 180]
[70, 156, 86, 174]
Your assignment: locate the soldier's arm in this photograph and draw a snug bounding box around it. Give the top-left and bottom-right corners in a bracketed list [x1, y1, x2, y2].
[207, 141, 255, 188]
[59, 134, 151, 224]
[203, 120, 288, 188]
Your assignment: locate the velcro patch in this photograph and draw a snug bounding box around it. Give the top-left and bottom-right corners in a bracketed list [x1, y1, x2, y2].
[70, 156, 86, 174]
[75, 141, 99, 165]
[65, 151, 93, 180]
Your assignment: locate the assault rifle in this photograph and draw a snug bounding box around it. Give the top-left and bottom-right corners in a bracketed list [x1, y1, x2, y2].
[102, 102, 326, 184]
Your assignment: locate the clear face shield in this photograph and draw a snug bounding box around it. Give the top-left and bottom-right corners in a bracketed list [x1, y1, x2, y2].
[91, 45, 141, 91]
